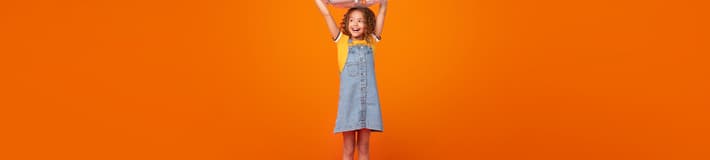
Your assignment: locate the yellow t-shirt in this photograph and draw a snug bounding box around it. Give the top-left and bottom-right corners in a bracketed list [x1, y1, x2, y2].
[334, 32, 381, 72]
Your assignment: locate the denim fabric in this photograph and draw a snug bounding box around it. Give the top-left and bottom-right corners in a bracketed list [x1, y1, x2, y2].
[333, 40, 383, 134]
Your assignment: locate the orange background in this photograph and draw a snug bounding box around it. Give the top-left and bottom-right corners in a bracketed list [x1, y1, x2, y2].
[2, 0, 709, 159]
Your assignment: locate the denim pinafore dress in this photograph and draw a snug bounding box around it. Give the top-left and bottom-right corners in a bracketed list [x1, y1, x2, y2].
[333, 38, 384, 134]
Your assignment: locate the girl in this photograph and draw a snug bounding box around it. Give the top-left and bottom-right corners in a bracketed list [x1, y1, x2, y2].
[315, 0, 387, 160]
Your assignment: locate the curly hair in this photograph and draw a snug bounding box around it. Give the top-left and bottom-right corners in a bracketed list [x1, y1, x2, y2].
[340, 7, 377, 43]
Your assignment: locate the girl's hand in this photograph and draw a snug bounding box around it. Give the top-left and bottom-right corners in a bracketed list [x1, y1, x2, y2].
[329, 0, 380, 8]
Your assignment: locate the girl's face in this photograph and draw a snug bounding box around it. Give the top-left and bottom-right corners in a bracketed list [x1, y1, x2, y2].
[348, 10, 366, 40]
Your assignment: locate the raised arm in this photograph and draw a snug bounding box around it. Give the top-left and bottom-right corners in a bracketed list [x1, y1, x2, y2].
[315, 0, 340, 40]
[375, 0, 388, 38]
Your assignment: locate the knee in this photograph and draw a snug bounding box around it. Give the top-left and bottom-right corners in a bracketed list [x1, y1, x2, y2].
[357, 142, 369, 154]
[343, 145, 355, 155]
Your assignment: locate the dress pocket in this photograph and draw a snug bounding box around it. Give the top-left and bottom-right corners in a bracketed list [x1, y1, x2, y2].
[345, 63, 358, 77]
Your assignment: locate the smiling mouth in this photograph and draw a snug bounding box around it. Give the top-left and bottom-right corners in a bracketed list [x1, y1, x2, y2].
[351, 28, 361, 32]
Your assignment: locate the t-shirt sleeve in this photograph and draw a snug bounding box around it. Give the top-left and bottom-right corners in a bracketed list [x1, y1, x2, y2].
[372, 34, 381, 43]
[333, 32, 343, 43]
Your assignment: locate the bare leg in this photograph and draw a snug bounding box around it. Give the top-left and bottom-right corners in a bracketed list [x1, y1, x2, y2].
[342, 131, 356, 160]
[357, 129, 371, 160]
